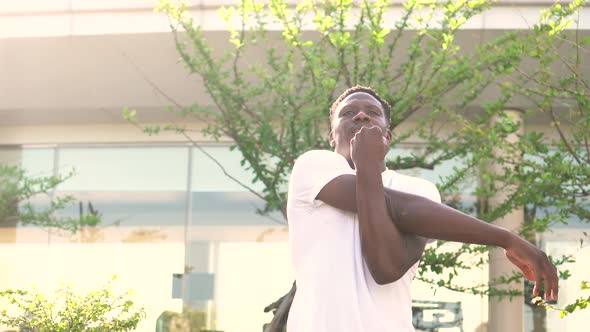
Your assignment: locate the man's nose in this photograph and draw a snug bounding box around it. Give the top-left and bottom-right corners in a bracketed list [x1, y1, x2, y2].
[353, 111, 370, 121]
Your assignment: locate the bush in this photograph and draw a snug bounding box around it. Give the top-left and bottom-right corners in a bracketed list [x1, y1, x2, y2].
[0, 276, 145, 332]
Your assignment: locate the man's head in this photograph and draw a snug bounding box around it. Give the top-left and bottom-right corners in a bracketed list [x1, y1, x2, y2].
[329, 86, 392, 125]
[329, 86, 392, 158]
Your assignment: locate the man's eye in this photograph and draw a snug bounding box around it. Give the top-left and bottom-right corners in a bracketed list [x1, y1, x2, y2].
[343, 110, 354, 116]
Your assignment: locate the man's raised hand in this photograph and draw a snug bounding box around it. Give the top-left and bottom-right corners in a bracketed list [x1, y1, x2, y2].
[350, 126, 389, 169]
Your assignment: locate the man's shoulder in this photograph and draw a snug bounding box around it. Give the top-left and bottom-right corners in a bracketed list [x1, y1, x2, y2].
[296, 149, 338, 160]
[293, 150, 343, 168]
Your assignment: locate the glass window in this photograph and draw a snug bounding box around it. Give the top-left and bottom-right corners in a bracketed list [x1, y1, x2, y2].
[185, 146, 291, 331]
[49, 146, 190, 240]
[215, 242, 293, 332]
[192, 146, 264, 192]
[192, 146, 284, 226]
[58, 146, 189, 191]
[0, 147, 54, 176]
[0, 147, 55, 242]
[3, 146, 191, 332]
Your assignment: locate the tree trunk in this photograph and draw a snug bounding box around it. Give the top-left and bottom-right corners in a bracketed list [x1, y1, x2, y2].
[264, 282, 296, 332]
[531, 304, 547, 332]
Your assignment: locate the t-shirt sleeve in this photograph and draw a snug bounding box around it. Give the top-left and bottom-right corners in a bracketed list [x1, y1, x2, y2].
[422, 180, 441, 204]
[288, 150, 355, 207]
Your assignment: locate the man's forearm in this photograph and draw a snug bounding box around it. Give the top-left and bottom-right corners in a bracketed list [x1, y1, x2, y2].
[356, 165, 408, 284]
[384, 188, 513, 248]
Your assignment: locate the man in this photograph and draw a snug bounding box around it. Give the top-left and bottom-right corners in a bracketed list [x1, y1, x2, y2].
[285, 86, 558, 331]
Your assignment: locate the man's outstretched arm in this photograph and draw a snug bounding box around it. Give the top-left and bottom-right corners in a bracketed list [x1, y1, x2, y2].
[317, 172, 558, 300]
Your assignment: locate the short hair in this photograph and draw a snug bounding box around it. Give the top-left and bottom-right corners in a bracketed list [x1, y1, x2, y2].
[329, 85, 392, 125]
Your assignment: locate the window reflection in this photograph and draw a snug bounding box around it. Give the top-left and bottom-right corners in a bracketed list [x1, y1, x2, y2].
[0, 148, 55, 243]
[186, 146, 290, 331]
[192, 192, 283, 226]
[0, 147, 54, 175]
[54, 191, 186, 227]
[58, 147, 188, 191]
[192, 147, 265, 192]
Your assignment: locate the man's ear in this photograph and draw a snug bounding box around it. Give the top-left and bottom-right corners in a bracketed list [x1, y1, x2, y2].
[385, 130, 392, 144]
[329, 131, 335, 147]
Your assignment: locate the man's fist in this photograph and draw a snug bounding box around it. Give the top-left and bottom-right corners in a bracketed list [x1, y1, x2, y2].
[350, 126, 389, 170]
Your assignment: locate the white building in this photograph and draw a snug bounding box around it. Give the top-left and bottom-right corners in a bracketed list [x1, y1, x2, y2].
[1, 1, 589, 332]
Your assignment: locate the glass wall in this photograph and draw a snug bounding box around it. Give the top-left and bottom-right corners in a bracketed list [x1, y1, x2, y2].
[0, 144, 588, 332]
[186, 146, 291, 332]
[0, 145, 292, 332]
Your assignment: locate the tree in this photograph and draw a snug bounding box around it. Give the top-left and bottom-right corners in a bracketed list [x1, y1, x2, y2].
[499, 3, 590, 329]
[127, 0, 589, 330]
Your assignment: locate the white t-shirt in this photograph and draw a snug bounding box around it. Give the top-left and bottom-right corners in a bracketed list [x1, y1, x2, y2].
[286, 150, 441, 332]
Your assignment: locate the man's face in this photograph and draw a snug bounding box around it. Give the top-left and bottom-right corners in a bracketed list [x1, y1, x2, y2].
[330, 92, 391, 152]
